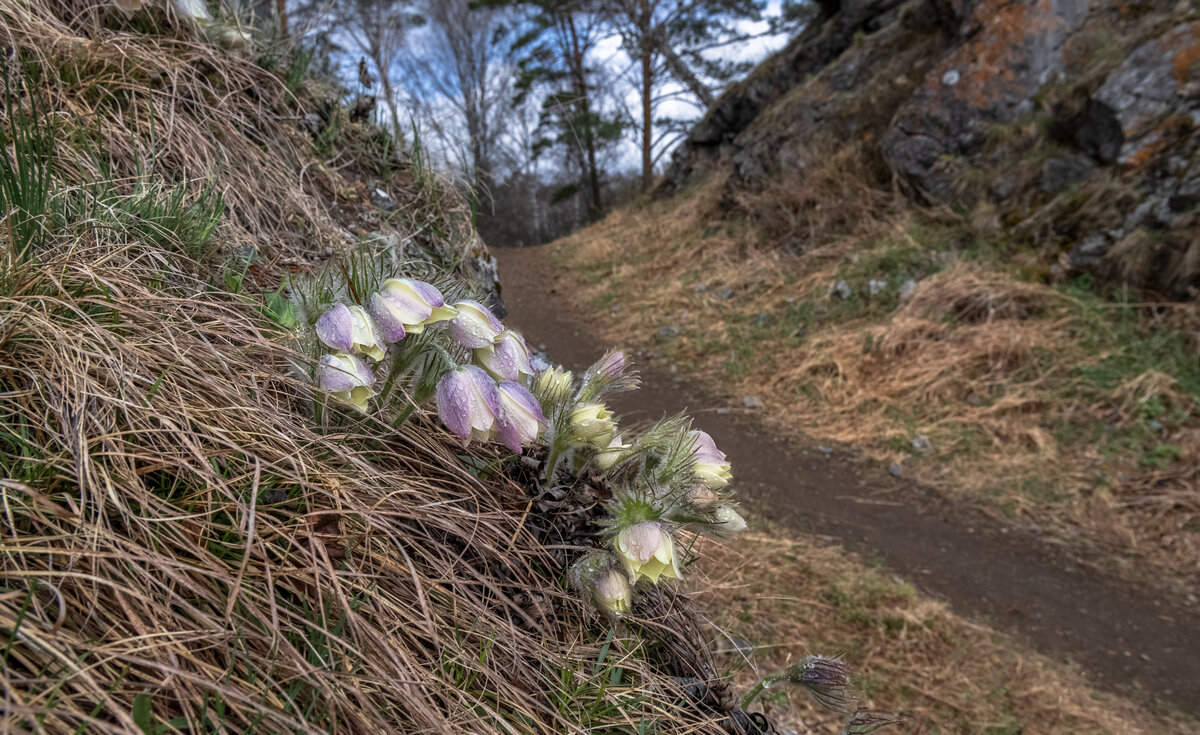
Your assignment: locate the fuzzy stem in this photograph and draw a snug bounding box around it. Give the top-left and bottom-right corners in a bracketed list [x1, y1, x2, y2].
[742, 671, 787, 711]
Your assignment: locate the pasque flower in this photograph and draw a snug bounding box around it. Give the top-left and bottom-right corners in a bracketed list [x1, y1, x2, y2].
[495, 381, 547, 453]
[712, 505, 747, 533]
[436, 365, 501, 445]
[570, 551, 632, 617]
[317, 352, 376, 412]
[593, 350, 627, 381]
[475, 330, 534, 384]
[593, 434, 630, 471]
[689, 429, 732, 490]
[315, 303, 386, 361]
[614, 521, 680, 583]
[785, 655, 856, 713]
[369, 278, 457, 341]
[568, 403, 616, 447]
[448, 300, 504, 348]
[533, 366, 573, 405]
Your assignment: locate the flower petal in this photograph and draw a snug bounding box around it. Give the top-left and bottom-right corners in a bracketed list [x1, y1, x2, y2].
[315, 304, 354, 351]
[368, 292, 407, 344]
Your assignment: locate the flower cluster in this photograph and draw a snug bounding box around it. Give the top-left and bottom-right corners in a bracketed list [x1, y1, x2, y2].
[301, 263, 545, 456]
[538, 355, 746, 618]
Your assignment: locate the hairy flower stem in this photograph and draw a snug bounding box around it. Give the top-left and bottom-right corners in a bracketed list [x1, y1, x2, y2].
[741, 671, 787, 711]
[542, 442, 566, 483]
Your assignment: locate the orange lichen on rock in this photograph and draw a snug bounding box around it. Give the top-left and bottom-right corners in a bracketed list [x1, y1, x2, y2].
[1170, 22, 1200, 83]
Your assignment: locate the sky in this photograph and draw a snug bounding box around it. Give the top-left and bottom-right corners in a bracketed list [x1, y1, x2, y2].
[595, 0, 793, 172]
[332, 1, 799, 180]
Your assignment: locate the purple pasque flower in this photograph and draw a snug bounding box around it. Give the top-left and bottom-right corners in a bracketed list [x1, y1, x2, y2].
[475, 329, 534, 384]
[448, 300, 504, 349]
[316, 352, 376, 412]
[593, 350, 628, 381]
[370, 278, 458, 342]
[435, 365, 501, 445]
[494, 381, 547, 454]
[315, 303, 386, 361]
[688, 429, 732, 490]
[784, 655, 856, 713]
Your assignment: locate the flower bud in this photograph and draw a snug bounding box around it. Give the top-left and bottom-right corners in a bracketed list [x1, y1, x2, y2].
[593, 350, 627, 381]
[712, 505, 747, 533]
[614, 521, 680, 583]
[689, 429, 732, 490]
[448, 300, 504, 349]
[475, 330, 534, 384]
[317, 353, 375, 412]
[370, 278, 457, 341]
[568, 403, 616, 448]
[495, 381, 547, 454]
[533, 366, 573, 405]
[687, 484, 719, 507]
[785, 655, 856, 713]
[315, 303, 386, 361]
[593, 434, 629, 471]
[570, 551, 632, 617]
[435, 365, 500, 445]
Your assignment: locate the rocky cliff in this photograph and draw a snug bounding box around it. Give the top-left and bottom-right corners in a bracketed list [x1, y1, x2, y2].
[662, 0, 1200, 299]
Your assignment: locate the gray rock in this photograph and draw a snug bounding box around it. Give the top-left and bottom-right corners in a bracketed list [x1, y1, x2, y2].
[715, 287, 735, 300]
[832, 280, 852, 300]
[370, 187, 395, 211]
[693, 282, 709, 293]
[1040, 155, 1096, 193]
[941, 69, 960, 86]
[867, 279, 888, 296]
[1095, 25, 1196, 165]
[898, 278, 918, 300]
[818, 445, 833, 455]
[755, 312, 771, 327]
[889, 463, 904, 478]
[657, 326, 680, 338]
[911, 433, 933, 453]
[743, 395, 765, 409]
[1069, 233, 1112, 269]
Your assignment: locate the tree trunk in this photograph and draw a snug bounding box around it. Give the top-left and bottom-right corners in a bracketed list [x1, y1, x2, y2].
[566, 15, 602, 220]
[640, 0, 653, 191]
[653, 28, 714, 109]
[275, 0, 288, 40]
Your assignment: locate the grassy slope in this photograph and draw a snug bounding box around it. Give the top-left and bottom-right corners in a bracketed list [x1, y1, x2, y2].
[0, 4, 722, 733]
[544, 179, 1199, 732]
[550, 178, 1200, 597]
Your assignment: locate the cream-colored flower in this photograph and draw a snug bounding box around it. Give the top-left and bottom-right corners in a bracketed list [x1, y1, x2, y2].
[568, 403, 616, 447]
[614, 522, 680, 583]
[593, 434, 629, 471]
[316, 353, 375, 412]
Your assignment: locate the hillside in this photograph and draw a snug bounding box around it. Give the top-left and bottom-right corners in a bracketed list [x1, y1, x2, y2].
[0, 3, 773, 732]
[549, 0, 1200, 598]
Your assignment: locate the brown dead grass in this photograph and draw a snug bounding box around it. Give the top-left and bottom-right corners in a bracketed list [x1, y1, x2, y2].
[0, 4, 730, 732]
[549, 170, 1200, 596]
[689, 525, 1197, 734]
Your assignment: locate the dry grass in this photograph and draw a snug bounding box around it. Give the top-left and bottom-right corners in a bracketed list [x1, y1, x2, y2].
[0, 236, 730, 733]
[689, 524, 1197, 734]
[549, 169, 1200, 596]
[0, 4, 737, 732]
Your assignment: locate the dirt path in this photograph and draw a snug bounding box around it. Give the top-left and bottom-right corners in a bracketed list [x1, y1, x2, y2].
[494, 244, 1200, 715]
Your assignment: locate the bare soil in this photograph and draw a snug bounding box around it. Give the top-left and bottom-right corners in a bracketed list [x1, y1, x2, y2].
[494, 243, 1200, 715]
